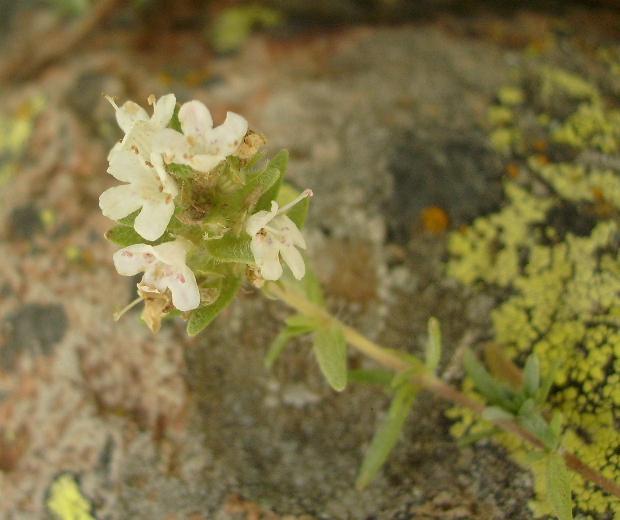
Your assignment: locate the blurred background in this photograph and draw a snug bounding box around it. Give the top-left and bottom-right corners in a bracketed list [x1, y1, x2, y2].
[0, 1, 619, 518]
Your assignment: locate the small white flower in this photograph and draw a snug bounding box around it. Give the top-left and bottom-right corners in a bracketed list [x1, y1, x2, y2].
[113, 240, 200, 312]
[245, 190, 313, 281]
[154, 100, 248, 172]
[99, 149, 178, 241]
[107, 93, 176, 159]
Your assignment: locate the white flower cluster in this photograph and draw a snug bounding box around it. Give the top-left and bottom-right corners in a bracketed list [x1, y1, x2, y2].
[100, 94, 310, 322]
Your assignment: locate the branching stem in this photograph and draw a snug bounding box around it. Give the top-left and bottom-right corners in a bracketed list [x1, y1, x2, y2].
[267, 282, 620, 499]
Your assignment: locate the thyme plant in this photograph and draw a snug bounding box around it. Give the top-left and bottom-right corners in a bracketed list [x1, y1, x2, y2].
[100, 93, 620, 519]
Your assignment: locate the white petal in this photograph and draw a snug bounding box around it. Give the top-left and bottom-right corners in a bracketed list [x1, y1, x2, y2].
[150, 153, 179, 197]
[122, 120, 156, 158]
[152, 239, 189, 268]
[108, 149, 151, 183]
[151, 94, 176, 128]
[152, 128, 189, 162]
[163, 265, 200, 311]
[280, 245, 305, 280]
[205, 112, 248, 156]
[99, 184, 143, 220]
[179, 100, 213, 138]
[259, 254, 283, 281]
[113, 244, 155, 276]
[107, 140, 123, 161]
[134, 199, 175, 241]
[245, 202, 278, 236]
[189, 154, 223, 173]
[251, 235, 282, 281]
[273, 215, 306, 249]
[116, 101, 149, 134]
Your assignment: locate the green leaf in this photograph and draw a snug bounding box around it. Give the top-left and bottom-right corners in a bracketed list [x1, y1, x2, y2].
[546, 453, 573, 520]
[169, 105, 182, 132]
[186, 247, 219, 274]
[264, 329, 299, 370]
[463, 349, 515, 411]
[246, 150, 287, 211]
[425, 317, 442, 373]
[524, 450, 548, 464]
[105, 225, 146, 247]
[279, 264, 325, 305]
[168, 163, 197, 179]
[457, 427, 500, 447]
[264, 314, 319, 369]
[549, 412, 564, 439]
[537, 357, 561, 405]
[303, 267, 324, 305]
[482, 406, 514, 422]
[187, 276, 242, 336]
[313, 324, 347, 392]
[207, 235, 253, 264]
[118, 210, 140, 226]
[356, 383, 418, 489]
[277, 183, 309, 229]
[522, 354, 540, 397]
[390, 366, 417, 390]
[517, 402, 558, 450]
[284, 314, 321, 334]
[518, 398, 537, 417]
[348, 369, 394, 387]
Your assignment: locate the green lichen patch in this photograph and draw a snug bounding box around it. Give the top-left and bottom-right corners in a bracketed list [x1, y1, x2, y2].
[448, 52, 620, 518]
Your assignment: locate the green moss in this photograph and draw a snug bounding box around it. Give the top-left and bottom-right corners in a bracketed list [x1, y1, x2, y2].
[448, 57, 620, 518]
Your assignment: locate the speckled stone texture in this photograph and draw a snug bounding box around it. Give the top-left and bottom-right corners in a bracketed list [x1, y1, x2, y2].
[2, 9, 613, 518]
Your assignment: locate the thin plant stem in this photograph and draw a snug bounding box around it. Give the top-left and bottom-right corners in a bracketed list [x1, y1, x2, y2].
[267, 282, 620, 500]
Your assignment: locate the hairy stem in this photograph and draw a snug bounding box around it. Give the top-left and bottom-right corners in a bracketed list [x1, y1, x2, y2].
[267, 282, 620, 499]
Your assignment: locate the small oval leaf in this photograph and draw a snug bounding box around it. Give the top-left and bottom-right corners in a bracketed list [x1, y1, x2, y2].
[187, 276, 242, 336]
[207, 235, 254, 264]
[522, 354, 540, 397]
[254, 150, 288, 211]
[105, 225, 145, 247]
[546, 453, 573, 520]
[313, 324, 347, 392]
[356, 383, 418, 489]
[244, 150, 287, 211]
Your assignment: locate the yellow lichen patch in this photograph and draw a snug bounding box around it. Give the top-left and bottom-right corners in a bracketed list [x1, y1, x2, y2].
[553, 103, 620, 154]
[0, 95, 46, 187]
[448, 58, 620, 518]
[498, 85, 525, 107]
[533, 162, 620, 211]
[46, 473, 95, 520]
[538, 66, 600, 106]
[488, 105, 514, 126]
[489, 127, 522, 154]
[447, 183, 552, 287]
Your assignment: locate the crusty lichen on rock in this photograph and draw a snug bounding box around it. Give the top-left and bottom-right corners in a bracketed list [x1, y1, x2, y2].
[448, 55, 620, 518]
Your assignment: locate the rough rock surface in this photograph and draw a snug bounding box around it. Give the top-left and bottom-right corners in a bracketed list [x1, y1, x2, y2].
[0, 6, 617, 519]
